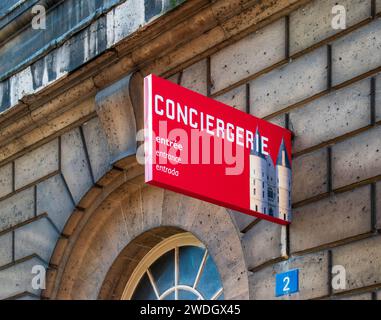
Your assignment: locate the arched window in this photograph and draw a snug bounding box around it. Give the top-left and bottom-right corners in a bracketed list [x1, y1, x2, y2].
[122, 233, 224, 300]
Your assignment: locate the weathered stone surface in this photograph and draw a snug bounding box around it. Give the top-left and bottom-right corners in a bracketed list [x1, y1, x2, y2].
[14, 139, 59, 190]
[376, 74, 381, 122]
[0, 163, 12, 198]
[229, 210, 255, 232]
[180, 59, 207, 96]
[0, 231, 12, 267]
[332, 235, 381, 293]
[36, 175, 75, 232]
[95, 75, 137, 163]
[268, 114, 286, 128]
[335, 292, 373, 300]
[166, 73, 180, 84]
[0, 257, 47, 299]
[332, 126, 381, 189]
[0, 187, 34, 232]
[291, 185, 371, 253]
[61, 128, 93, 205]
[378, 0, 381, 13]
[215, 85, 246, 113]
[242, 220, 287, 270]
[378, 290, 381, 300]
[249, 251, 329, 300]
[332, 19, 381, 86]
[82, 117, 112, 183]
[14, 218, 59, 262]
[211, 18, 286, 93]
[292, 148, 328, 203]
[250, 47, 328, 118]
[290, 0, 371, 54]
[290, 79, 371, 152]
[377, 181, 381, 230]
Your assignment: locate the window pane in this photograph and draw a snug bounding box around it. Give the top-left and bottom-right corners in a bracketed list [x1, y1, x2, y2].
[150, 249, 175, 295]
[179, 246, 205, 287]
[132, 273, 157, 300]
[195, 255, 223, 299]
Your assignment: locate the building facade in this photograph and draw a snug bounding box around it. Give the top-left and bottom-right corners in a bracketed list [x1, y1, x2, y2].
[0, 0, 381, 300]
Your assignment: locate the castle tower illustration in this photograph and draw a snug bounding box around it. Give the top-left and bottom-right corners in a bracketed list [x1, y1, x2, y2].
[276, 139, 292, 221]
[249, 129, 269, 215]
[249, 131, 292, 221]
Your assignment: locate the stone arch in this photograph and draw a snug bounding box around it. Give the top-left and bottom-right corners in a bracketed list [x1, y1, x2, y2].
[43, 156, 249, 300]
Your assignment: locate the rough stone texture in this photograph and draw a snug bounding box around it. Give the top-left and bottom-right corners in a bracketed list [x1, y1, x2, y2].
[0, 163, 12, 198]
[166, 73, 180, 84]
[378, 0, 381, 13]
[377, 181, 381, 230]
[61, 128, 93, 205]
[229, 210, 255, 232]
[292, 148, 328, 203]
[250, 46, 328, 118]
[14, 218, 59, 262]
[180, 59, 207, 96]
[332, 126, 381, 189]
[290, 0, 371, 54]
[211, 18, 286, 93]
[215, 85, 246, 112]
[378, 290, 381, 300]
[290, 79, 371, 153]
[268, 114, 286, 128]
[82, 117, 112, 183]
[14, 139, 59, 190]
[332, 235, 381, 293]
[332, 19, 381, 86]
[0, 257, 47, 299]
[249, 251, 329, 300]
[0, 232, 12, 267]
[0, 187, 34, 233]
[335, 292, 373, 300]
[242, 220, 287, 270]
[291, 185, 371, 253]
[95, 75, 137, 163]
[376, 74, 381, 122]
[36, 175, 75, 232]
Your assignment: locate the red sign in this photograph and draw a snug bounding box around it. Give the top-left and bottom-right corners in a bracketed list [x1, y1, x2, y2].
[144, 74, 292, 225]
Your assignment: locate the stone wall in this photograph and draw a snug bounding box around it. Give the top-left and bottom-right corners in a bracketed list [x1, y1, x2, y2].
[0, 115, 112, 299]
[168, 0, 381, 300]
[0, 0, 381, 300]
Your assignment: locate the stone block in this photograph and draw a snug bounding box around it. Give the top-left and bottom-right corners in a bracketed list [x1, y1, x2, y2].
[0, 257, 47, 299]
[0, 232, 12, 267]
[332, 126, 381, 189]
[215, 85, 246, 112]
[180, 59, 207, 96]
[0, 187, 34, 233]
[14, 218, 59, 262]
[14, 139, 59, 190]
[377, 180, 381, 230]
[61, 128, 93, 205]
[290, 0, 371, 54]
[332, 235, 381, 293]
[290, 79, 371, 153]
[250, 47, 328, 118]
[249, 251, 329, 300]
[291, 185, 371, 253]
[242, 220, 287, 270]
[229, 210, 255, 232]
[335, 292, 373, 300]
[211, 18, 286, 93]
[376, 74, 381, 122]
[292, 148, 328, 203]
[332, 19, 381, 86]
[82, 117, 112, 183]
[0, 163, 12, 199]
[36, 174, 75, 232]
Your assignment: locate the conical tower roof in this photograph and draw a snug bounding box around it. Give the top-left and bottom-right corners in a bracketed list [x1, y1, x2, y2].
[276, 139, 291, 168]
[250, 128, 266, 159]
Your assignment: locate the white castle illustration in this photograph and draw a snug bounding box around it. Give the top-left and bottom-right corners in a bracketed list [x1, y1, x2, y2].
[249, 130, 292, 222]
